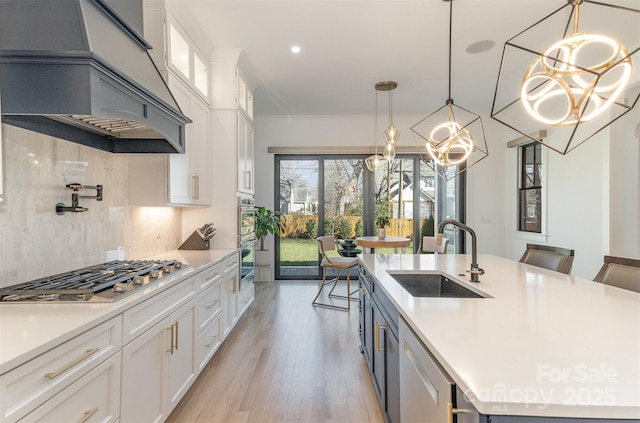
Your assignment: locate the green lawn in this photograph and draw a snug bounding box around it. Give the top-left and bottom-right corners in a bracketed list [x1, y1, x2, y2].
[280, 238, 318, 266]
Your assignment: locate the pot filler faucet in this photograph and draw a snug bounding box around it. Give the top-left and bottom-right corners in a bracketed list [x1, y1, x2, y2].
[437, 219, 484, 282]
[56, 183, 103, 215]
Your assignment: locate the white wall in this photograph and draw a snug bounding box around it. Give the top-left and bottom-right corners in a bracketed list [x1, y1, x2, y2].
[504, 130, 611, 279]
[610, 87, 640, 259]
[253, 113, 507, 257]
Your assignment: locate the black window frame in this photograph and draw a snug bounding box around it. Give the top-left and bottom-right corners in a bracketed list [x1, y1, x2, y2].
[518, 142, 543, 233]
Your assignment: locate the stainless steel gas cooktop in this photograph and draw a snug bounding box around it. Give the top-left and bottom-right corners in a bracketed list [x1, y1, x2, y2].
[0, 260, 189, 303]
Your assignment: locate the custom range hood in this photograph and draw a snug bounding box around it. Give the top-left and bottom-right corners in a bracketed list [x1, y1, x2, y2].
[0, 0, 190, 153]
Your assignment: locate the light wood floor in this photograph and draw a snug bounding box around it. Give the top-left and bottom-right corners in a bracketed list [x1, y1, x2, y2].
[166, 281, 384, 423]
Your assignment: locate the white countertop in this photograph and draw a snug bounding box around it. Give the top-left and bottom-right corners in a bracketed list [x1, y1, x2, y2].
[359, 253, 640, 419]
[0, 249, 237, 375]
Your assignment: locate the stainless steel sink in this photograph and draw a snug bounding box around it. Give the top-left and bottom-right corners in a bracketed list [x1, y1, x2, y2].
[389, 273, 486, 298]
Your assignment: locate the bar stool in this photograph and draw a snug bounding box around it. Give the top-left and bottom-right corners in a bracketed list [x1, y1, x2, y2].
[312, 236, 359, 311]
[593, 255, 640, 293]
[519, 243, 575, 274]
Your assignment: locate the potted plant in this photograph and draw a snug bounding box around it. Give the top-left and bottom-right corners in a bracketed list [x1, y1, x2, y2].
[254, 207, 285, 251]
[253, 207, 285, 282]
[375, 214, 390, 240]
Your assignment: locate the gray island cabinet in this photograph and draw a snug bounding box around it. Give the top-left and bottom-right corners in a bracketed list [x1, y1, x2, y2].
[357, 254, 640, 423]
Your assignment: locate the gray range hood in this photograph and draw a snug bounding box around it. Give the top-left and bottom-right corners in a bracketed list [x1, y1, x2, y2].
[0, 0, 190, 153]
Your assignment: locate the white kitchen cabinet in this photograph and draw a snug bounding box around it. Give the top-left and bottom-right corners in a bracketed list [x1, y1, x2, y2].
[237, 111, 254, 194]
[166, 299, 197, 410]
[194, 263, 223, 372]
[196, 313, 222, 372]
[0, 317, 122, 423]
[121, 298, 197, 423]
[210, 51, 256, 198]
[237, 283, 254, 318]
[144, 4, 209, 102]
[121, 314, 168, 423]
[127, 74, 210, 206]
[167, 73, 211, 205]
[18, 352, 121, 423]
[197, 280, 222, 332]
[122, 274, 196, 345]
[221, 271, 239, 340]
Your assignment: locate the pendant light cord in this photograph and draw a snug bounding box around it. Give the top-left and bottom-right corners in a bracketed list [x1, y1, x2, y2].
[447, 0, 453, 102]
[375, 90, 379, 154]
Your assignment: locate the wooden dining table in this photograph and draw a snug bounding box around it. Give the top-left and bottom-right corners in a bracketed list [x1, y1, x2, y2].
[355, 236, 411, 254]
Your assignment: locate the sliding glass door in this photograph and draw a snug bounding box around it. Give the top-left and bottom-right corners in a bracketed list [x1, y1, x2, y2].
[275, 154, 462, 279]
[277, 158, 320, 278]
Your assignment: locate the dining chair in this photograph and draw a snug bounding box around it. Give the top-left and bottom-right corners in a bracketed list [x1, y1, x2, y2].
[593, 255, 640, 293]
[421, 235, 449, 254]
[312, 236, 359, 311]
[519, 243, 575, 274]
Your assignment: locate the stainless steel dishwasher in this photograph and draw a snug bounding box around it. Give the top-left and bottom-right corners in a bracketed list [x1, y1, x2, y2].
[399, 318, 480, 422]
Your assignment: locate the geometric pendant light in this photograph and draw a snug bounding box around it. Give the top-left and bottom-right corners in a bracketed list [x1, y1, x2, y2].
[411, 0, 488, 181]
[491, 0, 639, 155]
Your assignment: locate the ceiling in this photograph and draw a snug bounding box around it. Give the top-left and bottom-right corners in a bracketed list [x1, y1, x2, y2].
[176, 0, 640, 117]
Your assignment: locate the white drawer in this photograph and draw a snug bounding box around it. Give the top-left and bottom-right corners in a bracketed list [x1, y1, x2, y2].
[197, 282, 222, 332]
[18, 352, 121, 423]
[198, 262, 222, 291]
[222, 254, 239, 274]
[1, 316, 122, 423]
[122, 277, 196, 345]
[238, 283, 254, 317]
[196, 315, 221, 371]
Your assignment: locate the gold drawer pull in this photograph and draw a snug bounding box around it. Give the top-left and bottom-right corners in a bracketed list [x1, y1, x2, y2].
[79, 407, 98, 423]
[44, 348, 100, 379]
[205, 336, 218, 348]
[447, 402, 473, 423]
[205, 299, 219, 309]
[167, 325, 175, 354]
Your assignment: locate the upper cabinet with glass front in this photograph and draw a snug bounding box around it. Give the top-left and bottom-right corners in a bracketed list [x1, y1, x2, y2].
[210, 49, 255, 122]
[144, 3, 209, 102]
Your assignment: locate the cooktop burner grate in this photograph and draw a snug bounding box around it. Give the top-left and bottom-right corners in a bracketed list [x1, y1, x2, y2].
[0, 259, 184, 302]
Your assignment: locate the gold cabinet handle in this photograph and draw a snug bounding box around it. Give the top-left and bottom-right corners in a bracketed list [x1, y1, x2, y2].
[174, 321, 179, 351]
[191, 176, 200, 200]
[44, 348, 100, 379]
[374, 322, 387, 353]
[166, 325, 175, 354]
[205, 335, 218, 348]
[205, 299, 219, 309]
[447, 402, 473, 423]
[79, 407, 98, 423]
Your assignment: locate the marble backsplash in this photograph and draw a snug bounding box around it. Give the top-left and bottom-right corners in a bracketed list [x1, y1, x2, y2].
[0, 124, 182, 287]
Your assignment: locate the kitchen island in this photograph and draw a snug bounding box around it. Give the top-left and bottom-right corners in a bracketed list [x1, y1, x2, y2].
[359, 253, 640, 421]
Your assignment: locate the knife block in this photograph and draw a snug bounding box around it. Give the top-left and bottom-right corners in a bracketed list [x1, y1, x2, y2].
[179, 230, 210, 250]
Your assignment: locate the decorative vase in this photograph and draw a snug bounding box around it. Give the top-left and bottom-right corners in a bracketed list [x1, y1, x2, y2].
[377, 228, 386, 240]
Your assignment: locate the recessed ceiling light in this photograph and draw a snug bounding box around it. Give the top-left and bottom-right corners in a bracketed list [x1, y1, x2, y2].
[466, 40, 495, 54]
[291, 46, 301, 54]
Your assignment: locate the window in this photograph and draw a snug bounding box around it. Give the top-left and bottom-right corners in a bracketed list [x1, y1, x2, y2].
[274, 154, 463, 279]
[518, 142, 542, 233]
